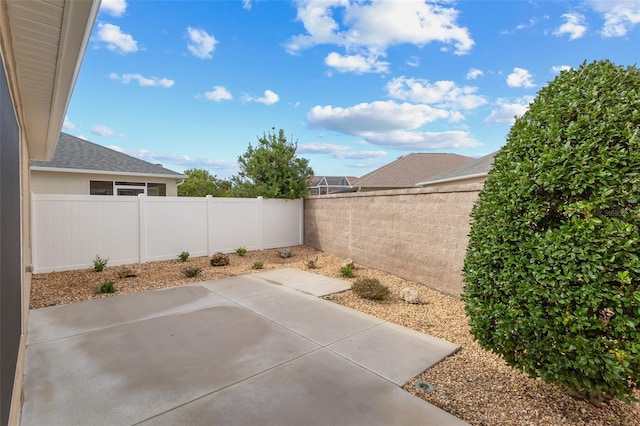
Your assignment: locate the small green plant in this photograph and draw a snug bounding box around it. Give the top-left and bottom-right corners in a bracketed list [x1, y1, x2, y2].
[178, 251, 190, 262]
[339, 264, 355, 278]
[182, 266, 202, 277]
[93, 255, 109, 272]
[278, 248, 291, 258]
[235, 246, 247, 256]
[99, 279, 115, 293]
[352, 278, 389, 300]
[210, 252, 230, 266]
[252, 261, 264, 270]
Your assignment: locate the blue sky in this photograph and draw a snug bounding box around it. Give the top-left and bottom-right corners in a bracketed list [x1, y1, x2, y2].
[64, 0, 640, 179]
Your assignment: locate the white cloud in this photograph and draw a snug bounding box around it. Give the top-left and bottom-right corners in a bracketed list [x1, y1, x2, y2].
[551, 65, 572, 74]
[91, 125, 124, 137]
[63, 116, 77, 131]
[187, 27, 217, 59]
[361, 130, 481, 150]
[253, 90, 280, 105]
[506, 67, 535, 88]
[386, 77, 487, 110]
[109, 73, 174, 88]
[466, 68, 484, 80]
[99, 0, 127, 17]
[324, 52, 389, 74]
[298, 143, 387, 159]
[286, 0, 474, 73]
[406, 56, 420, 67]
[96, 23, 138, 54]
[502, 18, 538, 34]
[204, 86, 233, 101]
[308, 101, 452, 134]
[553, 13, 587, 40]
[131, 149, 236, 171]
[484, 97, 533, 124]
[588, 0, 640, 37]
[243, 0, 252, 11]
[306, 100, 479, 150]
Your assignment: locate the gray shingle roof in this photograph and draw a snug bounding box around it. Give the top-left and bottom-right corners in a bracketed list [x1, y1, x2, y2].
[30, 133, 184, 177]
[418, 151, 497, 185]
[353, 153, 475, 188]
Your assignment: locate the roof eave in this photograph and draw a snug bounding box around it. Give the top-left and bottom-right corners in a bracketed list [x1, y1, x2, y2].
[1, 0, 101, 161]
[41, 1, 100, 160]
[30, 166, 186, 180]
[416, 172, 488, 187]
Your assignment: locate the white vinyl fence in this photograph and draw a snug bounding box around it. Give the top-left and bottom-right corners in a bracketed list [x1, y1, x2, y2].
[32, 194, 303, 273]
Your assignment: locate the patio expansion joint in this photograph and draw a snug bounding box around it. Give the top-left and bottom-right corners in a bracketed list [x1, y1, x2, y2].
[133, 347, 325, 425]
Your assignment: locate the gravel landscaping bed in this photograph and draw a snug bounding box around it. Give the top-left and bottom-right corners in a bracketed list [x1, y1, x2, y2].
[31, 245, 639, 426]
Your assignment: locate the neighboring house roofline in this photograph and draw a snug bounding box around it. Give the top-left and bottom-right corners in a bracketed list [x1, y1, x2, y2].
[30, 166, 186, 179]
[415, 172, 488, 186]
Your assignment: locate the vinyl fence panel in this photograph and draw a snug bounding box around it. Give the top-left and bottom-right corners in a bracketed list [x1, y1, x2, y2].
[32, 194, 303, 273]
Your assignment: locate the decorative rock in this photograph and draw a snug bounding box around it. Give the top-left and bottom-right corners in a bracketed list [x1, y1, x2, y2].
[118, 266, 140, 278]
[400, 288, 422, 304]
[341, 259, 354, 268]
[278, 248, 292, 258]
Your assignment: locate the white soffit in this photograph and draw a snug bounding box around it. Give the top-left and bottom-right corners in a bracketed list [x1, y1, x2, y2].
[1, 0, 99, 160]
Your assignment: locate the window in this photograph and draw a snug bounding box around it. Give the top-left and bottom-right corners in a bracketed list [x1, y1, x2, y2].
[90, 181, 167, 196]
[90, 180, 113, 195]
[115, 181, 145, 196]
[147, 183, 166, 196]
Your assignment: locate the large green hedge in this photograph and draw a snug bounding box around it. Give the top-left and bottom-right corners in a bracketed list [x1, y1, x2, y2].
[463, 60, 640, 402]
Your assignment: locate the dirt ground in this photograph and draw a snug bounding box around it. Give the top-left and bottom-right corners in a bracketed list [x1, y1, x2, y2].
[31, 245, 640, 426]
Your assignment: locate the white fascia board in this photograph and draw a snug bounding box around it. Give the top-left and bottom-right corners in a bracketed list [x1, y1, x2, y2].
[30, 166, 186, 180]
[415, 172, 488, 187]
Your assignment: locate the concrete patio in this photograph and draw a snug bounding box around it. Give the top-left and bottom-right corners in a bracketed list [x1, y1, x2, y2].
[21, 269, 467, 425]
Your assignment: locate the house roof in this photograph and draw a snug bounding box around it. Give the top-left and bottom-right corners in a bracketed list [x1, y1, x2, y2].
[417, 151, 497, 186]
[30, 133, 185, 178]
[353, 153, 475, 189]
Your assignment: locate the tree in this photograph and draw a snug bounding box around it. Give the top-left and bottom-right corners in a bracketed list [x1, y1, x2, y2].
[177, 168, 230, 197]
[462, 60, 640, 403]
[229, 128, 314, 199]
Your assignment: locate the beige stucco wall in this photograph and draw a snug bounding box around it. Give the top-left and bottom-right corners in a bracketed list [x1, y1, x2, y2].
[304, 184, 483, 297]
[31, 170, 179, 196]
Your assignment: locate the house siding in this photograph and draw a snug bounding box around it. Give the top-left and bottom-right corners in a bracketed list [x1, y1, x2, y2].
[31, 170, 179, 196]
[0, 55, 24, 426]
[304, 184, 482, 297]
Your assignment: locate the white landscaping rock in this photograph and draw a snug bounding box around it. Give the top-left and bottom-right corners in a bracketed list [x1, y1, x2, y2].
[400, 288, 422, 304]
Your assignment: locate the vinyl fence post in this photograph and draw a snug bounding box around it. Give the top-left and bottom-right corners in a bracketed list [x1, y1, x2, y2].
[206, 195, 213, 255]
[299, 198, 304, 246]
[138, 193, 147, 264]
[257, 196, 264, 250]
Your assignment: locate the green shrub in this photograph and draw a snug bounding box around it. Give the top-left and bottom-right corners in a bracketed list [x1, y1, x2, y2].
[235, 246, 247, 256]
[352, 278, 389, 300]
[99, 280, 115, 293]
[339, 264, 355, 278]
[462, 60, 640, 403]
[210, 252, 230, 266]
[182, 266, 202, 277]
[93, 255, 109, 272]
[252, 261, 264, 270]
[178, 251, 190, 262]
